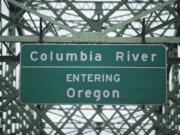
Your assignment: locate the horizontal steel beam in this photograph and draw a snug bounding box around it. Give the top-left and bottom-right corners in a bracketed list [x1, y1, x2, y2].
[168, 58, 180, 64]
[0, 56, 19, 62]
[0, 36, 180, 44]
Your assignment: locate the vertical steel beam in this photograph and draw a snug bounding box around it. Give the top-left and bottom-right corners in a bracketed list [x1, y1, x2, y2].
[141, 18, 146, 44]
[0, 0, 2, 134]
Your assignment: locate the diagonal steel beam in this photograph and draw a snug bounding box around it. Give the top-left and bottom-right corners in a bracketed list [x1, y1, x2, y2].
[29, 105, 66, 135]
[56, 106, 80, 134]
[113, 105, 138, 134]
[159, 0, 177, 17]
[63, 0, 99, 31]
[137, 16, 180, 36]
[116, 1, 150, 37]
[0, 22, 12, 35]
[0, 13, 39, 35]
[43, 0, 68, 26]
[97, 0, 128, 26]
[6, 0, 77, 35]
[91, 105, 118, 134]
[103, 0, 177, 34]
[148, 18, 179, 34]
[124, 107, 158, 135]
[0, 75, 19, 110]
[76, 106, 99, 134]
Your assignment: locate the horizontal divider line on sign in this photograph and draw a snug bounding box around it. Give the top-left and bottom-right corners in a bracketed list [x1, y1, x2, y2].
[21, 66, 165, 69]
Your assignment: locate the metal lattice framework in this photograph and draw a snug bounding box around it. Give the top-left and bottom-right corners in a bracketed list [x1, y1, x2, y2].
[0, 0, 180, 134]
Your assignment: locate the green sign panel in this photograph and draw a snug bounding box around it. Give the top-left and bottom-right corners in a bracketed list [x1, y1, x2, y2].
[20, 44, 166, 104]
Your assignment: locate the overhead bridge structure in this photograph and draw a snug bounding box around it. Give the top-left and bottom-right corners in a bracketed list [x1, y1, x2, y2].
[0, 0, 180, 134]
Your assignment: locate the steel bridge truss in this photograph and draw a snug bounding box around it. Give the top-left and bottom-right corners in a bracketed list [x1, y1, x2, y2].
[0, 0, 180, 135]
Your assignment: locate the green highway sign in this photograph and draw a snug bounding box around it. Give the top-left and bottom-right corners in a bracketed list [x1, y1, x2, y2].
[20, 44, 166, 104]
